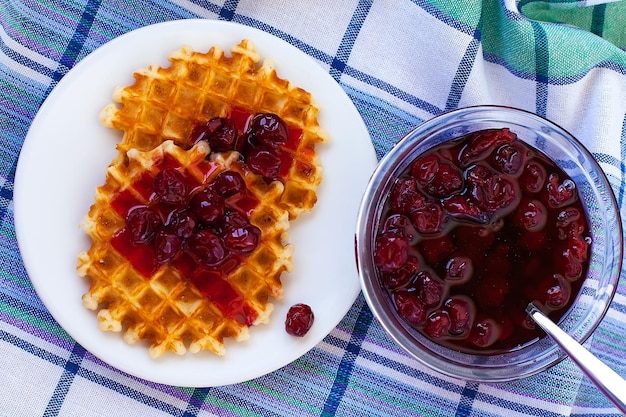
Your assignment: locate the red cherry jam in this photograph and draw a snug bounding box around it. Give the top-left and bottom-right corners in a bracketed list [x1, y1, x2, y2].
[189, 109, 303, 182]
[110, 112, 300, 326]
[110, 153, 261, 325]
[375, 128, 591, 353]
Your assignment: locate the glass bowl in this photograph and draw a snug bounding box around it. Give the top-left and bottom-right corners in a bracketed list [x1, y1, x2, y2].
[355, 105, 622, 382]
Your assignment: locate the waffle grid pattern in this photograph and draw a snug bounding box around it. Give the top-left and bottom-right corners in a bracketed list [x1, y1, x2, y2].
[101, 40, 328, 219]
[77, 141, 293, 357]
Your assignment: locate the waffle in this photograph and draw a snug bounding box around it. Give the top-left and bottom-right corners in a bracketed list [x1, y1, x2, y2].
[77, 140, 293, 357]
[99, 39, 328, 219]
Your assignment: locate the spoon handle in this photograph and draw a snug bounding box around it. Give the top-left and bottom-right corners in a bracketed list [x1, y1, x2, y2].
[526, 304, 626, 414]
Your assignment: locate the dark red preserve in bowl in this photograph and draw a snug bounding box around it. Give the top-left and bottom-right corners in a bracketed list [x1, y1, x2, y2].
[374, 128, 591, 353]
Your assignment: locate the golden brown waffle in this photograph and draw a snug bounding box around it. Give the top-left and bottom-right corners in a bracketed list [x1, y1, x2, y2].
[100, 39, 328, 219]
[77, 140, 293, 357]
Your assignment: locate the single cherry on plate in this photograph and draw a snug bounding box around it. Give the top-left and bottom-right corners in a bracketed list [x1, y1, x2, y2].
[285, 303, 314, 337]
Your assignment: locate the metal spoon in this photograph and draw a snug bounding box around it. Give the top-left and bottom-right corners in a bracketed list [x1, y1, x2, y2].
[526, 303, 626, 413]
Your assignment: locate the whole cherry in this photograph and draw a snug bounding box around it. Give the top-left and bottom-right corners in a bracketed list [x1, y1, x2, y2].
[248, 113, 289, 147]
[285, 303, 314, 337]
[190, 117, 238, 152]
[126, 206, 161, 246]
[374, 233, 409, 272]
[211, 170, 246, 198]
[189, 188, 225, 226]
[393, 290, 426, 326]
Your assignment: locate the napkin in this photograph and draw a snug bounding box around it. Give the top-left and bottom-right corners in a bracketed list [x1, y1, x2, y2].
[1, 0, 625, 416]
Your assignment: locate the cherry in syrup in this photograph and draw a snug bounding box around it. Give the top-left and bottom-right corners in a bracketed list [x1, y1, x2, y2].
[375, 129, 591, 353]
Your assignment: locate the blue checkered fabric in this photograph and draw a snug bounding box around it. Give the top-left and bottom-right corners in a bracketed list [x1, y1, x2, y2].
[1, 0, 626, 416]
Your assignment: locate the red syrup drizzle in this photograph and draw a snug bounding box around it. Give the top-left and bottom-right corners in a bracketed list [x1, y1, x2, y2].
[228, 107, 254, 132]
[110, 155, 261, 325]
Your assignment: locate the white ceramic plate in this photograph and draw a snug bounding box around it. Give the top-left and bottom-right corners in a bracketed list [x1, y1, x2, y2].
[14, 19, 377, 387]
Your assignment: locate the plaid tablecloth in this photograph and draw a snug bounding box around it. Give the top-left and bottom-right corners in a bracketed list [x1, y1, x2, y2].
[2, 0, 626, 416]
